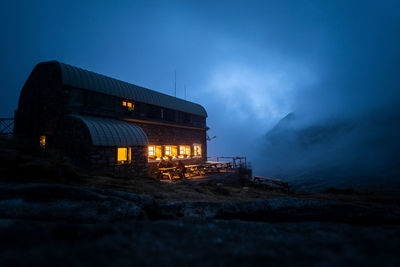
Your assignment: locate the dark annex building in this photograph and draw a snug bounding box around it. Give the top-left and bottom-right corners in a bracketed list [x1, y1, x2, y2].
[15, 61, 208, 177]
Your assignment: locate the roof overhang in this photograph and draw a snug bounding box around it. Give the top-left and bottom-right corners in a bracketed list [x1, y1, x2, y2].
[70, 114, 148, 146]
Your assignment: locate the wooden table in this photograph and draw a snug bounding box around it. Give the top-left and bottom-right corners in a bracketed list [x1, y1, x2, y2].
[185, 164, 203, 177]
[158, 167, 178, 181]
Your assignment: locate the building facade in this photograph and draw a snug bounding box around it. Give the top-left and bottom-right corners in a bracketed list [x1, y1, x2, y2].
[15, 61, 208, 177]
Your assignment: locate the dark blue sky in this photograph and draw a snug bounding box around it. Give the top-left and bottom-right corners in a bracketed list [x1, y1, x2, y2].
[1, 0, 399, 160]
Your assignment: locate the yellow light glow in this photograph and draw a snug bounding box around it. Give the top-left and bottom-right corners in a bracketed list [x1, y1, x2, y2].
[39, 136, 46, 149]
[148, 146, 155, 156]
[193, 144, 201, 157]
[165, 145, 171, 156]
[185, 146, 191, 156]
[179, 145, 191, 157]
[171, 146, 178, 157]
[155, 146, 162, 158]
[122, 101, 127, 106]
[127, 102, 132, 108]
[118, 147, 128, 162]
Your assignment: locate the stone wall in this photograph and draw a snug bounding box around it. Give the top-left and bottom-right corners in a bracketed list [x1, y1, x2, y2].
[90, 146, 148, 177]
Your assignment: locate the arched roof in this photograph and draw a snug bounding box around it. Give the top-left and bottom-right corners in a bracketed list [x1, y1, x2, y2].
[71, 115, 148, 146]
[53, 61, 207, 117]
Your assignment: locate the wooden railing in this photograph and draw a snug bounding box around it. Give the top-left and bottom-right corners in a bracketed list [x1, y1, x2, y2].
[0, 118, 14, 136]
[207, 156, 247, 169]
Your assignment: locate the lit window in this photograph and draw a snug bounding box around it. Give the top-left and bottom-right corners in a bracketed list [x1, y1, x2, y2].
[185, 146, 190, 156]
[193, 144, 201, 157]
[179, 145, 191, 158]
[148, 145, 162, 160]
[117, 147, 131, 164]
[148, 146, 155, 157]
[122, 100, 135, 111]
[164, 145, 171, 156]
[171, 146, 178, 158]
[155, 146, 162, 159]
[39, 136, 46, 149]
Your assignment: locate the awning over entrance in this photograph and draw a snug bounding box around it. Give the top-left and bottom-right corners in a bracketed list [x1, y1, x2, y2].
[70, 115, 148, 146]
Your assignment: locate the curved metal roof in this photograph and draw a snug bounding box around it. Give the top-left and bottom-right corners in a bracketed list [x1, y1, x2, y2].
[57, 62, 207, 117]
[71, 115, 149, 146]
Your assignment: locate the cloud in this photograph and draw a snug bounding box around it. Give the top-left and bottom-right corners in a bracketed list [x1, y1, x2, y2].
[206, 61, 316, 126]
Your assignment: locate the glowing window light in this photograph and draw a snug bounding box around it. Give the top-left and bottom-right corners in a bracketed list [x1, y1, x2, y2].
[117, 147, 131, 164]
[193, 144, 201, 157]
[171, 146, 178, 158]
[39, 136, 46, 149]
[155, 146, 162, 159]
[164, 145, 171, 156]
[179, 146, 185, 155]
[179, 145, 191, 157]
[185, 145, 191, 156]
[148, 146, 155, 157]
[122, 100, 134, 111]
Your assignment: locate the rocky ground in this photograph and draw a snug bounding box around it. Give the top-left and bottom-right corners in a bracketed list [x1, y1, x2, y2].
[0, 136, 400, 266]
[0, 183, 399, 266]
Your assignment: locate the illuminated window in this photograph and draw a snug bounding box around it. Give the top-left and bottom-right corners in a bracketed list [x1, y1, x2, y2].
[39, 136, 46, 149]
[155, 146, 162, 159]
[122, 100, 134, 111]
[148, 145, 162, 160]
[164, 145, 171, 157]
[179, 145, 191, 158]
[117, 147, 131, 164]
[163, 145, 178, 159]
[148, 146, 155, 157]
[171, 146, 178, 158]
[193, 144, 201, 157]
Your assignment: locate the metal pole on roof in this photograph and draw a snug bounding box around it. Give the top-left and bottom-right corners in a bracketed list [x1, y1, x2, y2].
[174, 70, 176, 97]
[184, 84, 186, 100]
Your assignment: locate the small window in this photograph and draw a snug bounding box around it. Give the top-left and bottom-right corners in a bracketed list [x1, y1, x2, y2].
[39, 136, 46, 149]
[164, 145, 171, 157]
[122, 100, 134, 111]
[193, 144, 201, 157]
[148, 146, 155, 157]
[117, 147, 131, 164]
[148, 145, 162, 160]
[179, 145, 191, 158]
[164, 145, 178, 159]
[171, 146, 178, 158]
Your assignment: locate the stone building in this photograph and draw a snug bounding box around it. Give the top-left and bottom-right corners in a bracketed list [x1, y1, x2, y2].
[15, 61, 208, 177]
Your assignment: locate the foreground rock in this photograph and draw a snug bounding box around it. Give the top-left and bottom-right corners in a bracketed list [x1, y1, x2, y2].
[156, 198, 400, 224]
[0, 183, 153, 223]
[0, 219, 399, 266]
[1, 183, 400, 225]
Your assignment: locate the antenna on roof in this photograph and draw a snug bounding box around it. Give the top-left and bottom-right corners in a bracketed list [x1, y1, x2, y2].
[184, 84, 186, 100]
[174, 70, 176, 97]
